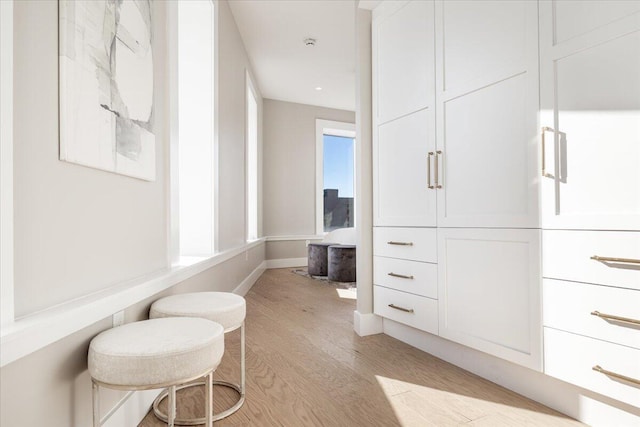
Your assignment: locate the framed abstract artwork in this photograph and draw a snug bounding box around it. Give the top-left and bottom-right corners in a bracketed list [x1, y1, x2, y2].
[59, 0, 155, 181]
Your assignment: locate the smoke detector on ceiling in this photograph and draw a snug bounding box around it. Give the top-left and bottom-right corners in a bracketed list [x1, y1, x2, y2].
[303, 38, 317, 47]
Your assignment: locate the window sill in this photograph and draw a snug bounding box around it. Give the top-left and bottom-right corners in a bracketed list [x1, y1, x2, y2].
[0, 238, 266, 367]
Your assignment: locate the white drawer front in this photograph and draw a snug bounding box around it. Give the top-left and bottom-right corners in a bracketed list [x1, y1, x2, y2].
[374, 257, 437, 299]
[373, 227, 437, 262]
[374, 285, 438, 334]
[544, 279, 640, 350]
[544, 328, 640, 408]
[543, 230, 640, 291]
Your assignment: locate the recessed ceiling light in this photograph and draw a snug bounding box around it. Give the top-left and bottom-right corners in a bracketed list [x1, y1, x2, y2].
[315, 87, 323, 91]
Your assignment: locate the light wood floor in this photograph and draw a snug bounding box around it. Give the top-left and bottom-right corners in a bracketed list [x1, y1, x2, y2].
[140, 268, 583, 426]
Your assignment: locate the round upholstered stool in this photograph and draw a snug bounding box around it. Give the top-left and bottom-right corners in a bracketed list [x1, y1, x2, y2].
[88, 317, 224, 427]
[307, 242, 337, 276]
[328, 244, 357, 282]
[150, 292, 246, 423]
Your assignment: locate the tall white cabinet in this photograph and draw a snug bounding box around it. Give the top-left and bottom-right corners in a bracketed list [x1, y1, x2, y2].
[372, 0, 640, 411]
[373, 0, 542, 372]
[538, 0, 640, 409]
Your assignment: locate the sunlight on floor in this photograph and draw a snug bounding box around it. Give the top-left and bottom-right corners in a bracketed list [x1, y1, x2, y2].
[375, 375, 583, 427]
[336, 288, 357, 299]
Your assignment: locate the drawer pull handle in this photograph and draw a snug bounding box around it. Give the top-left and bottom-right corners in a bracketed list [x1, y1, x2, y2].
[592, 365, 640, 386]
[427, 152, 435, 189]
[387, 241, 413, 246]
[388, 304, 414, 313]
[590, 255, 640, 265]
[388, 272, 414, 279]
[591, 311, 640, 326]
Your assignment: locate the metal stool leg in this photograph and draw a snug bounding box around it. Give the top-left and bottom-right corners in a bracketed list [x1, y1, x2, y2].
[92, 381, 100, 427]
[153, 324, 246, 424]
[212, 321, 245, 421]
[241, 321, 246, 395]
[205, 371, 213, 427]
[167, 385, 176, 427]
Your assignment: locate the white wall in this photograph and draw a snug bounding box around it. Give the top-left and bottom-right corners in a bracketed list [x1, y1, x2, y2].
[13, 1, 167, 318]
[218, 0, 264, 250]
[263, 99, 354, 260]
[1, 1, 264, 425]
[355, 7, 375, 320]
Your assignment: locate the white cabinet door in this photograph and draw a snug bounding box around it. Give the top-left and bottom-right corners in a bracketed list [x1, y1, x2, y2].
[374, 109, 437, 226]
[434, 0, 540, 228]
[373, 0, 434, 124]
[438, 228, 542, 370]
[539, 1, 640, 231]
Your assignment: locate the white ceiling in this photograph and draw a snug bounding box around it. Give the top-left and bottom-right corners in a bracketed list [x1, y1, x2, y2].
[228, 0, 356, 112]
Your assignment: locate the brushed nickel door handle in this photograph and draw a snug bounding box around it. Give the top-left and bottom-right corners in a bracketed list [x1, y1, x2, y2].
[427, 152, 434, 189]
[435, 150, 442, 189]
[387, 241, 413, 246]
[541, 126, 554, 177]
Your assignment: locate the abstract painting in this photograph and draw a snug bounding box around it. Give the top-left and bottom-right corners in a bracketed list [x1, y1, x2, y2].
[59, 0, 155, 181]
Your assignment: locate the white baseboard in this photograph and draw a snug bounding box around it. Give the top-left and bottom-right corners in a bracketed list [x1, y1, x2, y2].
[382, 318, 640, 427]
[265, 257, 307, 269]
[233, 261, 267, 296]
[103, 389, 159, 427]
[353, 310, 383, 336]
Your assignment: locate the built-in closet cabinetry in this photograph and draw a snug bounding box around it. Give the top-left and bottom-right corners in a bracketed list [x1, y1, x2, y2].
[372, 1, 440, 339]
[372, 0, 542, 371]
[372, 0, 640, 403]
[538, 1, 640, 408]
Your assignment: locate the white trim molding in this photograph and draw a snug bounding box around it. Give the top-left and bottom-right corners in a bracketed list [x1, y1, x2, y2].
[266, 258, 308, 269]
[0, 0, 14, 329]
[315, 119, 356, 235]
[0, 239, 266, 367]
[265, 234, 324, 242]
[234, 261, 266, 296]
[353, 311, 383, 336]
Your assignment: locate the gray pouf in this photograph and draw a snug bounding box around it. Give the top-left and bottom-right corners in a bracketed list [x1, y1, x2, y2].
[328, 245, 356, 282]
[308, 242, 337, 276]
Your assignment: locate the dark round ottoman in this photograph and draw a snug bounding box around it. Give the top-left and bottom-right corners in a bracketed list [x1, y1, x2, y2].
[328, 245, 356, 282]
[308, 242, 337, 276]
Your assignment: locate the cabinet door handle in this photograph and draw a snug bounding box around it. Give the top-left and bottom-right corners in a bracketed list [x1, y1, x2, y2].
[388, 272, 414, 279]
[387, 241, 413, 246]
[590, 255, 640, 265]
[427, 152, 435, 189]
[541, 126, 554, 177]
[388, 304, 414, 313]
[592, 365, 640, 386]
[435, 150, 443, 189]
[591, 311, 640, 326]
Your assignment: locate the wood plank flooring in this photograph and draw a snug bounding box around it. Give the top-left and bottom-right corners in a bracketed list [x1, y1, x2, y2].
[139, 268, 583, 426]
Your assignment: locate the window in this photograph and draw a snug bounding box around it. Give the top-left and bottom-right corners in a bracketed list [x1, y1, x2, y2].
[246, 72, 258, 241]
[171, 0, 217, 260]
[315, 120, 356, 234]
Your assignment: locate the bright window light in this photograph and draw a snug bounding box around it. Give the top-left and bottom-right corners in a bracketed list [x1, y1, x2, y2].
[178, 0, 215, 256]
[246, 74, 258, 241]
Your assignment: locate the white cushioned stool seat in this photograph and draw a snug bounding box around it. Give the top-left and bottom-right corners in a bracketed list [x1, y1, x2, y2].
[150, 292, 246, 332]
[88, 317, 224, 387]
